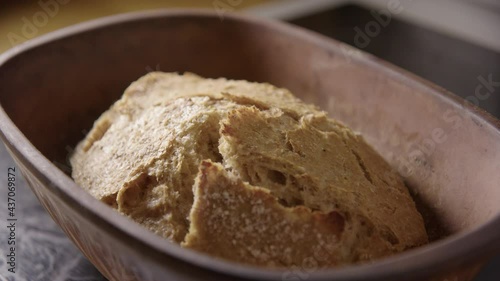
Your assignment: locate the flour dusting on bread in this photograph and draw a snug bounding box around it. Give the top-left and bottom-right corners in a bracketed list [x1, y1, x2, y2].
[71, 72, 428, 267]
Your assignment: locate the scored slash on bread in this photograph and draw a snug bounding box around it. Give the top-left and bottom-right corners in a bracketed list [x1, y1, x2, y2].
[71, 72, 428, 268]
[184, 160, 391, 267]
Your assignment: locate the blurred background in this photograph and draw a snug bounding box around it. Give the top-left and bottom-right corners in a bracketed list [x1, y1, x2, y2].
[0, 0, 499, 280]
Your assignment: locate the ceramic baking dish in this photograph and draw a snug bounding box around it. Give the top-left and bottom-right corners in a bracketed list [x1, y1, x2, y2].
[0, 10, 499, 281]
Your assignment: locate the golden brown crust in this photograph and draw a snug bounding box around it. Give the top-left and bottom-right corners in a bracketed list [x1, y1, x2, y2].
[71, 96, 242, 242]
[183, 161, 393, 267]
[218, 107, 428, 251]
[71, 72, 428, 267]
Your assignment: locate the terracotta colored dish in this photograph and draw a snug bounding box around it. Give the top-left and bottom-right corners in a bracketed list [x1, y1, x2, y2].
[0, 10, 499, 281]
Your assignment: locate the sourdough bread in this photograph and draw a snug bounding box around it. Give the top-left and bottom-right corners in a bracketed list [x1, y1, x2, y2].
[71, 72, 428, 267]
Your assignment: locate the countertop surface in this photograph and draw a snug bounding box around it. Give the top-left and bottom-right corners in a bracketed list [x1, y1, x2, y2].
[0, 142, 106, 280]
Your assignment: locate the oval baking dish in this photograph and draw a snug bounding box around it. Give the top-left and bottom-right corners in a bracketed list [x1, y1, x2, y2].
[0, 10, 499, 281]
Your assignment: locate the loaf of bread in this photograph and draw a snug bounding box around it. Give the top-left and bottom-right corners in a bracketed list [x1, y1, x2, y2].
[71, 72, 428, 267]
